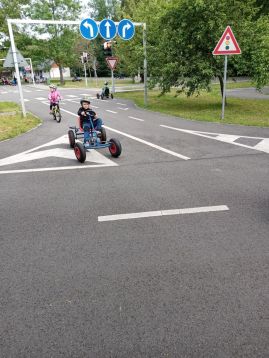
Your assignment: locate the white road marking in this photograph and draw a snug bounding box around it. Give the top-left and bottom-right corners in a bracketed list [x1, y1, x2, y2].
[24, 99, 30, 102]
[128, 116, 144, 122]
[40, 103, 190, 160]
[161, 125, 269, 154]
[98, 205, 229, 222]
[104, 125, 190, 160]
[35, 97, 47, 100]
[106, 110, 118, 114]
[36, 89, 43, 92]
[23, 90, 32, 93]
[66, 95, 78, 98]
[91, 105, 99, 109]
[116, 102, 127, 106]
[0, 135, 117, 175]
[1, 91, 8, 94]
[118, 107, 129, 111]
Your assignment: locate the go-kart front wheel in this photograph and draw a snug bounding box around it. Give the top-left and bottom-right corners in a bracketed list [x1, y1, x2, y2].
[109, 138, 122, 157]
[96, 93, 100, 99]
[111, 93, 114, 99]
[74, 142, 86, 163]
[68, 130, 75, 148]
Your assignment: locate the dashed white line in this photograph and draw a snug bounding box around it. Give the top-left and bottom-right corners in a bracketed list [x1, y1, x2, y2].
[98, 205, 229, 222]
[35, 97, 47, 100]
[24, 99, 30, 102]
[118, 107, 129, 111]
[106, 110, 118, 114]
[116, 102, 127, 106]
[128, 116, 144, 122]
[66, 95, 78, 98]
[40, 103, 190, 160]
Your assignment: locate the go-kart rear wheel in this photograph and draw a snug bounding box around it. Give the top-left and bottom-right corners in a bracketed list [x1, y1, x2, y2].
[109, 138, 122, 157]
[101, 93, 104, 100]
[100, 127, 107, 143]
[68, 130, 75, 148]
[97, 93, 100, 99]
[111, 93, 114, 99]
[74, 142, 86, 163]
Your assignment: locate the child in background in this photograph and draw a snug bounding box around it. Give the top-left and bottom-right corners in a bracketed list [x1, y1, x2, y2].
[48, 84, 62, 114]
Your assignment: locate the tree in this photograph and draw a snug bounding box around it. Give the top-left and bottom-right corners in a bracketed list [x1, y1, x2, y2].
[0, 0, 31, 42]
[147, 0, 267, 100]
[25, 0, 82, 84]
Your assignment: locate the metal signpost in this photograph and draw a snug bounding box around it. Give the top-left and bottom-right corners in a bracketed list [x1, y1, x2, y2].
[105, 57, 119, 93]
[7, 18, 147, 117]
[213, 26, 241, 120]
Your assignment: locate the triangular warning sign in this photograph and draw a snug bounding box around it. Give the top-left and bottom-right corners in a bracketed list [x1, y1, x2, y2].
[3, 47, 29, 68]
[213, 26, 241, 55]
[105, 57, 118, 70]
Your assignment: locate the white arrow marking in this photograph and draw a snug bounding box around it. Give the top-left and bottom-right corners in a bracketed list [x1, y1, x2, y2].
[83, 21, 94, 38]
[0, 135, 117, 174]
[122, 23, 131, 38]
[105, 21, 111, 38]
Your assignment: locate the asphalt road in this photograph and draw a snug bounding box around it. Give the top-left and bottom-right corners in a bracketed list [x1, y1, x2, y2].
[0, 84, 269, 358]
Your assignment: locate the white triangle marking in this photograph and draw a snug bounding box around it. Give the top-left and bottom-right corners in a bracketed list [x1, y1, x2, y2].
[0, 135, 117, 174]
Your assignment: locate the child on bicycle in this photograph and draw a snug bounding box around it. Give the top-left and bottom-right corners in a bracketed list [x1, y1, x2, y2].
[77, 97, 103, 143]
[48, 84, 62, 114]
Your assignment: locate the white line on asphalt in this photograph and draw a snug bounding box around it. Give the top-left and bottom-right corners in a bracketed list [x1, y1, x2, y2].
[66, 95, 78, 97]
[160, 125, 269, 154]
[116, 102, 127, 106]
[91, 105, 99, 109]
[40, 103, 190, 160]
[24, 99, 30, 102]
[0, 164, 117, 175]
[106, 110, 118, 114]
[1, 91, 8, 94]
[98, 205, 230, 222]
[118, 107, 129, 111]
[128, 116, 144, 122]
[36, 89, 43, 92]
[35, 97, 47, 100]
[104, 125, 190, 160]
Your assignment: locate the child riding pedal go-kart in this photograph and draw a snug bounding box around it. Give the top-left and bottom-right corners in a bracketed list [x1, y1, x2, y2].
[97, 81, 113, 100]
[68, 96, 121, 163]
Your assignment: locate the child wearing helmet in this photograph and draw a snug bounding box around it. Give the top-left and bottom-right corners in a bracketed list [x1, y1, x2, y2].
[48, 84, 62, 114]
[102, 81, 110, 97]
[77, 97, 103, 143]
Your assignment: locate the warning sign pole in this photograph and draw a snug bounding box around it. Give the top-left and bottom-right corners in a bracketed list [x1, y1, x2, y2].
[221, 55, 228, 120]
[213, 26, 241, 120]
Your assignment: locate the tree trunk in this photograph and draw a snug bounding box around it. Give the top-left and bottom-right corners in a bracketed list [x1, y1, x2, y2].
[218, 75, 227, 105]
[59, 64, 64, 85]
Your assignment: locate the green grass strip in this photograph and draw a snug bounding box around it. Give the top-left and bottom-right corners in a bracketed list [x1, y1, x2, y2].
[0, 102, 41, 141]
[117, 86, 269, 127]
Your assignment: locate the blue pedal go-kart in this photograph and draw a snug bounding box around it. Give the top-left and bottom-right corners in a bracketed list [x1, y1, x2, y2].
[68, 122, 122, 163]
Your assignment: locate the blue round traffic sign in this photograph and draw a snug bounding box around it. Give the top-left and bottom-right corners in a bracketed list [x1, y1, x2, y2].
[118, 19, 135, 40]
[99, 19, 117, 40]
[80, 18, 98, 40]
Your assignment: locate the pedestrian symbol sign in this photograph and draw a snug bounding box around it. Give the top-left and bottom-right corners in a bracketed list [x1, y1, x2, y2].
[213, 26, 241, 55]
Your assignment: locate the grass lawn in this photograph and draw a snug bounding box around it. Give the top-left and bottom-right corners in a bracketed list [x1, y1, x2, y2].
[51, 77, 134, 88]
[116, 83, 269, 127]
[0, 102, 41, 141]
